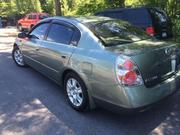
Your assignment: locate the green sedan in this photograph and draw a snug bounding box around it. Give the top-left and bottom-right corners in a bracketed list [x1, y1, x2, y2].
[12, 16, 180, 112]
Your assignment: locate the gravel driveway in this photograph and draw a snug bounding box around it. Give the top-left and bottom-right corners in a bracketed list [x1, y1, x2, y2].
[0, 28, 180, 135]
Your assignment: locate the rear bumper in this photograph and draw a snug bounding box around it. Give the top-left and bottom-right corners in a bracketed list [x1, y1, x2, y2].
[94, 89, 178, 114]
[94, 71, 180, 111]
[124, 71, 180, 108]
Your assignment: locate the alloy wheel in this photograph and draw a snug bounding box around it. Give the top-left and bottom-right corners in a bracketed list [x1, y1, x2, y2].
[13, 49, 25, 66]
[66, 78, 84, 107]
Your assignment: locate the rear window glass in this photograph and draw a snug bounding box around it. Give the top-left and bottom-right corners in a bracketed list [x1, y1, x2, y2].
[85, 20, 151, 47]
[150, 9, 167, 23]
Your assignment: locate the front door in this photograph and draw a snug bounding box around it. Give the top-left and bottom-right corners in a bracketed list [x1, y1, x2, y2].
[21, 22, 50, 69]
[35, 21, 80, 81]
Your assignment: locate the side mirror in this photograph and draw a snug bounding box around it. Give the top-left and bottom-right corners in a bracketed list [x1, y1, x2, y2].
[18, 32, 28, 39]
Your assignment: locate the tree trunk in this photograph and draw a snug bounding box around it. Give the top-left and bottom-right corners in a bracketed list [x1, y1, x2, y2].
[54, 0, 62, 16]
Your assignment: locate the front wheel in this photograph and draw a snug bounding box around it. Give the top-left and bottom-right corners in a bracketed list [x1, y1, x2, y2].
[12, 47, 26, 67]
[64, 72, 89, 111]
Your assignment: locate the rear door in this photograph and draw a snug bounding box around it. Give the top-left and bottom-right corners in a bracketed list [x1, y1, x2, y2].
[35, 20, 80, 80]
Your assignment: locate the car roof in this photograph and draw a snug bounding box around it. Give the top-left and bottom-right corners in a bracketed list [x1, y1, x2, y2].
[44, 16, 113, 24]
[28, 13, 49, 15]
[95, 7, 149, 13]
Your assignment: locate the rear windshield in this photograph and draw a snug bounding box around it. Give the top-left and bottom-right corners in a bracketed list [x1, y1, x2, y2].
[150, 8, 168, 23]
[85, 20, 151, 47]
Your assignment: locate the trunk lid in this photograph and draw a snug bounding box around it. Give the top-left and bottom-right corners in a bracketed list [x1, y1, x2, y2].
[107, 39, 180, 87]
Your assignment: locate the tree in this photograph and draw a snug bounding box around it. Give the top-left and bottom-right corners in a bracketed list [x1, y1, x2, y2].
[54, 0, 62, 16]
[108, 0, 125, 8]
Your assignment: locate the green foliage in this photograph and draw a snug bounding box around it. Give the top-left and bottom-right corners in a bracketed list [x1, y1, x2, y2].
[75, 0, 107, 15]
[0, 0, 42, 17]
[41, 0, 54, 15]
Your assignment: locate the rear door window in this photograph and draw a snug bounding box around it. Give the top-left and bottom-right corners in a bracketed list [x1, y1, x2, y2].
[47, 23, 74, 45]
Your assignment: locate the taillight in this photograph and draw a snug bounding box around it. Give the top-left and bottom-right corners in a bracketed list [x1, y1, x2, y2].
[116, 55, 143, 86]
[146, 26, 155, 36]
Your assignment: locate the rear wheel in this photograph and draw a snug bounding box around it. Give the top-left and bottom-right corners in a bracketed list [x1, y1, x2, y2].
[64, 72, 89, 111]
[12, 47, 26, 67]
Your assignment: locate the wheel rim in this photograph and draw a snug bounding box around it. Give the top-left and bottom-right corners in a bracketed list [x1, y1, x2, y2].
[66, 78, 83, 107]
[14, 49, 24, 66]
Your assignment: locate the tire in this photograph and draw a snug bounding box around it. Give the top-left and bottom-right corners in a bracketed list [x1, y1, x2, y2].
[64, 72, 89, 111]
[12, 47, 26, 67]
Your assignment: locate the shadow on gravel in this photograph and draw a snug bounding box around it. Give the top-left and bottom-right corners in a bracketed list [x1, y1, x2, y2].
[0, 51, 180, 135]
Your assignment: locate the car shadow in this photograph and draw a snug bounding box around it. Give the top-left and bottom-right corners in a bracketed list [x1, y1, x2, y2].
[0, 51, 180, 135]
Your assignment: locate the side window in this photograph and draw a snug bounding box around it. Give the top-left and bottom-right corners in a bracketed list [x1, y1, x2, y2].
[70, 29, 81, 46]
[47, 23, 74, 45]
[28, 15, 32, 19]
[29, 23, 49, 40]
[32, 15, 37, 19]
[150, 9, 167, 23]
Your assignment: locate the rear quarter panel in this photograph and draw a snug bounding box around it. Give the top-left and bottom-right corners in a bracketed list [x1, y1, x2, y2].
[67, 22, 130, 107]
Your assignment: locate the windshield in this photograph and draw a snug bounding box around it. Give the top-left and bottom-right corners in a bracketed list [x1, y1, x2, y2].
[150, 8, 168, 23]
[85, 20, 151, 46]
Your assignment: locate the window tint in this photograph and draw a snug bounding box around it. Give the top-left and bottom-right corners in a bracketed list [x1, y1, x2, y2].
[47, 23, 74, 45]
[85, 20, 151, 47]
[29, 23, 49, 40]
[32, 15, 37, 19]
[150, 9, 167, 23]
